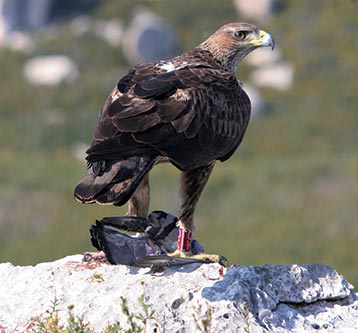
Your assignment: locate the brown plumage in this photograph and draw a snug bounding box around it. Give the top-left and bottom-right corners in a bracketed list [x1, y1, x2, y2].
[74, 22, 274, 255]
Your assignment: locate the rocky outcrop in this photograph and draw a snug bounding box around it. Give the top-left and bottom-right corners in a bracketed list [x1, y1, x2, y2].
[23, 55, 79, 86]
[0, 255, 356, 332]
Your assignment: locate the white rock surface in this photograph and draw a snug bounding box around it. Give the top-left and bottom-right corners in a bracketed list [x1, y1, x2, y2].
[0, 255, 357, 332]
[23, 55, 79, 86]
[250, 61, 295, 91]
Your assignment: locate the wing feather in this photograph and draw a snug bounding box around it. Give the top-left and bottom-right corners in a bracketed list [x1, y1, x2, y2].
[108, 98, 155, 118]
[156, 98, 189, 122]
[88, 61, 251, 170]
[113, 111, 161, 132]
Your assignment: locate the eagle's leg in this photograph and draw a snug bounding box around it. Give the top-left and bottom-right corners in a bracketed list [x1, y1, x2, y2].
[127, 174, 150, 217]
[170, 162, 228, 266]
[178, 162, 215, 234]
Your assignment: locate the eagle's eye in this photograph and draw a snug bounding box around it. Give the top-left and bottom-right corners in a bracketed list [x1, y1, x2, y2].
[234, 30, 247, 40]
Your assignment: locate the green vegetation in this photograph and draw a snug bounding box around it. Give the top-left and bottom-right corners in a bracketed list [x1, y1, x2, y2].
[31, 295, 155, 333]
[31, 298, 92, 333]
[120, 295, 155, 333]
[0, 0, 357, 286]
[192, 302, 213, 333]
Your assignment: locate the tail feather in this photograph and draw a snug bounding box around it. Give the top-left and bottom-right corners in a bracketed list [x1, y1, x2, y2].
[74, 156, 155, 206]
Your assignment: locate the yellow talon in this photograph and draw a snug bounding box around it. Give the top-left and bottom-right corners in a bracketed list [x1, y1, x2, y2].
[168, 250, 229, 267]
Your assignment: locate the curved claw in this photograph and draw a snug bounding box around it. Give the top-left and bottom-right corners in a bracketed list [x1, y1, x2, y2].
[190, 253, 229, 267]
[218, 255, 229, 267]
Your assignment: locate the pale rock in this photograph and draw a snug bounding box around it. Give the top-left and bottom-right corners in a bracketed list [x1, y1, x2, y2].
[245, 47, 282, 67]
[243, 83, 265, 117]
[0, 255, 357, 332]
[0, 0, 5, 41]
[233, 0, 279, 21]
[93, 19, 123, 47]
[121, 8, 178, 64]
[249, 61, 295, 91]
[70, 142, 88, 163]
[23, 55, 79, 86]
[0, 0, 101, 38]
[70, 15, 91, 36]
[0, 31, 35, 53]
[0, 0, 52, 33]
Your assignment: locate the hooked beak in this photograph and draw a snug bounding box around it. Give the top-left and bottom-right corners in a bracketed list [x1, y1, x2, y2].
[248, 29, 275, 50]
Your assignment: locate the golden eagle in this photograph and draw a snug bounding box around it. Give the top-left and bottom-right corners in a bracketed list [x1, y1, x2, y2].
[74, 22, 274, 264]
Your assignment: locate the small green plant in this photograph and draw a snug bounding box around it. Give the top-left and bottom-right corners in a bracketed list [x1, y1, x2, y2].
[136, 295, 156, 326]
[31, 296, 64, 333]
[192, 302, 213, 333]
[101, 321, 122, 333]
[88, 272, 104, 283]
[31, 294, 157, 333]
[241, 302, 251, 333]
[66, 305, 92, 333]
[31, 298, 92, 333]
[119, 295, 156, 333]
[120, 296, 142, 333]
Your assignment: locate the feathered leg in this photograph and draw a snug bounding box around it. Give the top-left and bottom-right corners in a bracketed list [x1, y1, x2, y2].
[178, 162, 215, 232]
[127, 174, 150, 217]
[172, 162, 228, 266]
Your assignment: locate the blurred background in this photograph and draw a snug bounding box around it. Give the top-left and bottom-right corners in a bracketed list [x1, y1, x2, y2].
[0, 0, 356, 285]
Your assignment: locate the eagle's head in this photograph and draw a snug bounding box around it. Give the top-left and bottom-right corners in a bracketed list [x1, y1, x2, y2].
[200, 22, 275, 72]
